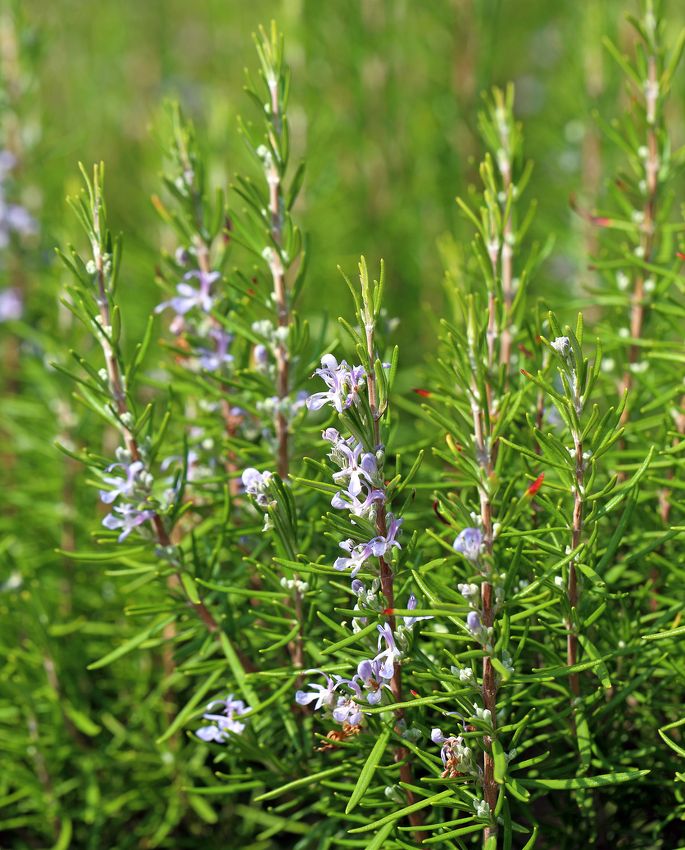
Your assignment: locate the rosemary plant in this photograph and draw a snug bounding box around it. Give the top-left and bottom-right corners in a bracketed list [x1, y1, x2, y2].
[2, 3, 684, 850]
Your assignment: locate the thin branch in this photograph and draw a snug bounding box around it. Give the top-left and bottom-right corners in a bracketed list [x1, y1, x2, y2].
[365, 317, 425, 842]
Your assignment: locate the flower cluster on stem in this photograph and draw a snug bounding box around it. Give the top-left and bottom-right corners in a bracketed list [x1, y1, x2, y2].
[298, 258, 425, 839]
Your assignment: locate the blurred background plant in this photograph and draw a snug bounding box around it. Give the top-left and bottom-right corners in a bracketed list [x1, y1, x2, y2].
[1, 0, 684, 848]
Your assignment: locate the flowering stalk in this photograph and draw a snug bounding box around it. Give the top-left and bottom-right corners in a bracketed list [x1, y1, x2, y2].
[299, 258, 426, 839]
[458, 84, 539, 390]
[358, 261, 424, 836]
[233, 24, 309, 674]
[59, 164, 220, 635]
[590, 0, 684, 604]
[613, 2, 664, 415]
[530, 314, 629, 719]
[467, 298, 498, 844]
[547, 327, 589, 699]
[153, 104, 238, 464]
[262, 30, 290, 482]
[442, 88, 541, 846]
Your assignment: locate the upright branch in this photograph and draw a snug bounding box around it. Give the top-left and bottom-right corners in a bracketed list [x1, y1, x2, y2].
[541, 316, 598, 707]
[234, 24, 309, 675]
[464, 84, 535, 386]
[60, 165, 220, 636]
[153, 106, 238, 461]
[465, 302, 498, 844]
[359, 262, 424, 839]
[258, 25, 290, 481]
[450, 87, 537, 845]
[618, 5, 663, 418]
[596, 1, 684, 548]
[300, 258, 424, 840]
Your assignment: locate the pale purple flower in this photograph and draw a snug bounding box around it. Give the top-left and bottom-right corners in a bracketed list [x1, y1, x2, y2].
[369, 514, 403, 558]
[160, 450, 200, 473]
[403, 593, 432, 629]
[0, 288, 22, 322]
[198, 327, 234, 371]
[334, 516, 403, 576]
[254, 344, 269, 367]
[306, 354, 366, 413]
[375, 623, 402, 680]
[453, 527, 484, 562]
[431, 728, 475, 778]
[322, 427, 342, 444]
[102, 504, 155, 542]
[0, 152, 36, 247]
[357, 658, 392, 705]
[196, 694, 250, 743]
[1, 203, 36, 241]
[332, 678, 364, 726]
[175, 246, 190, 266]
[333, 539, 376, 577]
[331, 482, 385, 518]
[99, 460, 146, 504]
[241, 467, 273, 508]
[0, 150, 16, 176]
[295, 671, 341, 711]
[466, 611, 482, 636]
[156, 269, 219, 319]
[332, 444, 377, 497]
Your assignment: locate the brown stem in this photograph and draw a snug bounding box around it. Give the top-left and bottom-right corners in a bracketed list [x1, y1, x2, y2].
[468, 368, 498, 842]
[91, 218, 220, 635]
[267, 79, 290, 483]
[499, 157, 514, 375]
[619, 53, 659, 424]
[194, 238, 242, 489]
[660, 399, 685, 526]
[366, 320, 425, 842]
[568, 435, 585, 700]
[265, 77, 304, 675]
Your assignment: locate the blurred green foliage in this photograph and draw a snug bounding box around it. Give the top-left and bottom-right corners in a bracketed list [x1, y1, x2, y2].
[26, 0, 685, 351]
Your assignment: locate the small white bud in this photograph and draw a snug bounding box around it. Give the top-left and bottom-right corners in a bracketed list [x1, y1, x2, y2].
[551, 336, 570, 356]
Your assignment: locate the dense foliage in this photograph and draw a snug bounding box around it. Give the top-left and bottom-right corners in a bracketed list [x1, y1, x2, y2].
[1, 2, 684, 848]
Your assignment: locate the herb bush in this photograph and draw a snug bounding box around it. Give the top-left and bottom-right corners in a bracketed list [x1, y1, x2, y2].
[1, 2, 684, 848]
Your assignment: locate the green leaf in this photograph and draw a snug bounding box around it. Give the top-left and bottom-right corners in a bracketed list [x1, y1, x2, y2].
[521, 769, 649, 790]
[220, 632, 259, 706]
[658, 727, 685, 758]
[641, 624, 685, 641]
[180, 571, 201, 604]
[504, 776, 530, 802]
[321, 618, 379, 655]
[254, 766, 348, 802]
[50, 818, 73, 850]
[348, 789, 456, 833]
[157, 667, 224, 744]
[87, 617, 173, 670]
[63, 703, 102, 736]
[521, 826, 539, 850]
[363, 821, 396, 850]
[346, 725, 392, 813]
[578, 635, 611, 688]
[492, 739, 507, 784]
